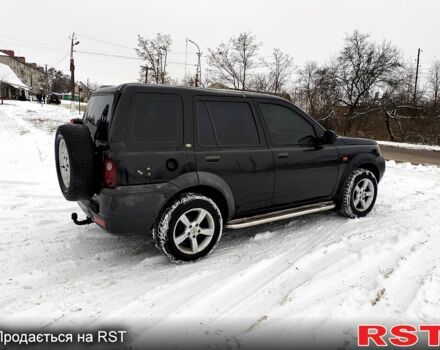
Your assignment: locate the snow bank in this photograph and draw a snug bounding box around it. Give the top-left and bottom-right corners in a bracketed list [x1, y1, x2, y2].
[1, 101, 440, 349]
[378, 140, 440, 152]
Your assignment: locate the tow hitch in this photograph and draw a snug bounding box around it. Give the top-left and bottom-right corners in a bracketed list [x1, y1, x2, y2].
[71, 213, 93, 226]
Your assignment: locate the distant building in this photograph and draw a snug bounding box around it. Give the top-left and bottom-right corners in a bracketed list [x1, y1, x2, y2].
[77, 81, 93, 102]
[61, 81, 93, 103]
[0, 49, 47, 99]
[0, 62, 30, 101]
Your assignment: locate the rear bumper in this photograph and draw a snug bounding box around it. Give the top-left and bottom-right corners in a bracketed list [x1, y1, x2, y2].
[78, 182, 180, 234]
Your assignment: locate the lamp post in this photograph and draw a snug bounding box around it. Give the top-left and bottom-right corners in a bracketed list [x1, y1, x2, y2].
[70, 32, 80, 111]
[187, 39, 201, 87]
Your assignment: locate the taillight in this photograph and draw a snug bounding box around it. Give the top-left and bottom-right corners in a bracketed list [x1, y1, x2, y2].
[103, 159, 117, 188]
[69, 118, 83, 125]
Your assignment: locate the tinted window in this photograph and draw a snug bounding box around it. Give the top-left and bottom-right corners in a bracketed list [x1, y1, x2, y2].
[204, 101, 259, 147]
[196, 101, 217, 147]
[129, 93, 182, 146]
[83, 94, 114, 133]
[259, 103, 315, 145]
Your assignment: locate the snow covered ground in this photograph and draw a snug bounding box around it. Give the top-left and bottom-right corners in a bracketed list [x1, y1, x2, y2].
[1, 101, 440, 348]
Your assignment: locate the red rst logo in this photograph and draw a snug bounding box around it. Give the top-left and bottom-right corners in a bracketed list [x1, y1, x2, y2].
[358, 324, 440, 347]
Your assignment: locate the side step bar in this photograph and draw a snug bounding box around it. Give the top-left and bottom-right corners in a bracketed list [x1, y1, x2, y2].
[225, 201, 336, 229]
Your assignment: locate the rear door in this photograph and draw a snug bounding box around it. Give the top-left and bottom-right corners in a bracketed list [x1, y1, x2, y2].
[194, 97, 274, 215]
[256, 100, 339, 205]
[115, 92, 194, 186]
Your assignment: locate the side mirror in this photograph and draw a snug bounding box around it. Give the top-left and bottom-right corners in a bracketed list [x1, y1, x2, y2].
[323, 130, 337, 144]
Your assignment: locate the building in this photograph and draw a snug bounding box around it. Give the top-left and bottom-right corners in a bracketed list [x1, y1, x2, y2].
[0, 63, 30, 102]
[61, 81, 93, 103]
[0, 49, 47, 98]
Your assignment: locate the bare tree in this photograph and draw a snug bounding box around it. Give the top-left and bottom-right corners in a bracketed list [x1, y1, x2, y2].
[250, 73, 271, 92]
[324, 30, 402, 129]
[297, 61, 320, 115]
[428, 59, 440, 107]
[182, 74, 197, 87]
[393, 60, 427, 105]
[136, 33, 172, 84]
[295, 61, 341, 119]
[207, 32, 261, 90]
[86, 80, 100, 92]
[262, 48, 293, 94]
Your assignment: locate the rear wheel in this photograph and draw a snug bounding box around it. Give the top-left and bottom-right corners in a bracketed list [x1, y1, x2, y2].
[339, 168, 377, 218]
[152, 193, 223, 263]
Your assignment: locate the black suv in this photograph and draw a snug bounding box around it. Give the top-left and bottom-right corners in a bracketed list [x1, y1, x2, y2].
[55, 84, 385, 262]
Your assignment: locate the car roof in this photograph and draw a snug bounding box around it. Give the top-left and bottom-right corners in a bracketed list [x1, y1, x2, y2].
[93, 83, 288, 102]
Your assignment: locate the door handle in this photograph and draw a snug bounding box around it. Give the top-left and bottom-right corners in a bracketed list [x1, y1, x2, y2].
[205, 155, 221, 162]
[277, 152, 289, 158]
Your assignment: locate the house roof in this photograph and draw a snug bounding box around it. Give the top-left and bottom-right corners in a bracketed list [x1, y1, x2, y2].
[0, 63, 30, 90]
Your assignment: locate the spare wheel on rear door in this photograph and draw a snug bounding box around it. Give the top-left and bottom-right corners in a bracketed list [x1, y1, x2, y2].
[55, 123, 96, 201]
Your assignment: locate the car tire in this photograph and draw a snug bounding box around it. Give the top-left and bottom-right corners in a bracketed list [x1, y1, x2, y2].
[339, 168, 378, 218]
[152, 193, 223, 263]
[55, 123, 96, 201]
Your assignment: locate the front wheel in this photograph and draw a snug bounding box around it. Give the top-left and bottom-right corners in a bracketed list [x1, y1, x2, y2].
[152, 193, 223, 263]
[339, 168, 378, 218]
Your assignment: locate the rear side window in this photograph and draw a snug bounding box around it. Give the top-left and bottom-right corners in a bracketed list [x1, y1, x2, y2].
[259, 103, 316, 146]
[83, 94, 114, 133]
[128, 93, 183, 147]
[196, 101, 217, 147]
[196, 100, 260, 147]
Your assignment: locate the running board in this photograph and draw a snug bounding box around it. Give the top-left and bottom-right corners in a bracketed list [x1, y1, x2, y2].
[225, 201, 336, 229]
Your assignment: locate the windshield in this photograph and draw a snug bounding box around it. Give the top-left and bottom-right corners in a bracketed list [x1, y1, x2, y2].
[83, 94, 114, 138]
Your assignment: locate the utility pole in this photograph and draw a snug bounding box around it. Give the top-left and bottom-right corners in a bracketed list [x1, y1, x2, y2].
[141, 65, 152, 83]
[188, 39, 201, 87]
[70, 32, 80, 111]
[45, 64, 48, 97]
[78, 84, 81, 115]
[414, 48, 421, 104]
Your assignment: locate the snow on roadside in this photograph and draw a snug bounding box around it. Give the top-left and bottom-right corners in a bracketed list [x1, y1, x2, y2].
[378, 140, 440, 152]
[0, 101, 440, 349]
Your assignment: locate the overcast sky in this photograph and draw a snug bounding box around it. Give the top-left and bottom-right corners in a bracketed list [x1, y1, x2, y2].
[1, 0, 438, 86]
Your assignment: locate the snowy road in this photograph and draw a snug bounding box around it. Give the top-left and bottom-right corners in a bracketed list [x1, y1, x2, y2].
[0, 101, 440, 348]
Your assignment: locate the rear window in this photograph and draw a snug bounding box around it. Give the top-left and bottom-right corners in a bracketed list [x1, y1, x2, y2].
[127, 93, 183, 147]
[196, 101, 217, 147]
[83, 94, 114, 128]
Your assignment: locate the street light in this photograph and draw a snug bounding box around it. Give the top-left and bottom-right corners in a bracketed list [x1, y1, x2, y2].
[187, 39, 201, 87]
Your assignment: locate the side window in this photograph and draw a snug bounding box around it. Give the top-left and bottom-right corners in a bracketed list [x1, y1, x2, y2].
[201, 101, 260, 147]
[259, 103, 316, 146]
[128, 93, 183, 146]
[196, 101, 217, 147]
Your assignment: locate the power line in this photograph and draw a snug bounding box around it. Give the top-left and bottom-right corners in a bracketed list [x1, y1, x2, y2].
[74, 49, 197, 66]
[50, 38, 71, 66]
[76, 33, 135, 50]
[75, 33, 196, 56]
[51, 51, 70, 67]
[0, 37, 65, 50]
